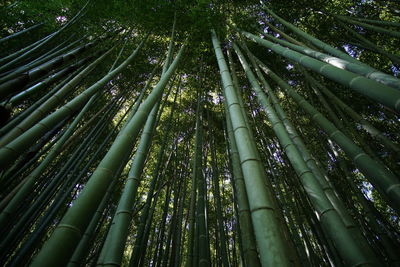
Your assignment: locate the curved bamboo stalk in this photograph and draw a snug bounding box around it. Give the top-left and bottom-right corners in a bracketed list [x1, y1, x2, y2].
[0, 0, 91, 73]
[336, 15, 400, 39]
[0, 66, 82, 138]
[255, 58, 400, 214]
[128, 83, 178, 266]
[2, 34, 83, 82]
[0, 36, 148, 168]
[7, 97, 126, 266]
[212, 29, 291, 267]
[98, 21, 177, 266]
[234, 42, 379, 266]
[0, 32, 55, 66]
[345, 16, 400, 28]
[262, 32, 400, 91]
[245, 44, 386, 263]
[0, 47, 114, 147]
[8, 56, 92, 105]
[302, 71, 400, 157]
[0, 23, 44, 44]
[263, 7, 361, 64]
[224, 104, 261, 267]
[29, 42, 185, 267]
[0, 92, 100, 229]
[241, 30, 400, 112]
[337, 21, 400, 65]
[262, 21, 307, 47]
[0, 42, 96, 100]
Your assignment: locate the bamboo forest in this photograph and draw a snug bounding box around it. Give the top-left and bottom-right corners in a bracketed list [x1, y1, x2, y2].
[1, 0, 400, 266]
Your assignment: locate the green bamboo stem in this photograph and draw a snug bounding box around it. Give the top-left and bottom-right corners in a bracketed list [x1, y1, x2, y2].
[0, 0, 90, 73]
[226, 49, 255, 138]
[99, 21, 177, 266]
[212, 29, 291, 267]
[0, 92, 98, 229]
[121, 64, 159, 130]
[60, 97, 117, 151]
[67, 178, 118, 267]
[0, 127, 58, 189]
[241, 30, 400, 112]
[263, 21, 307, 47]
[98, 103, 161, 267]
[308, 83, 345, 129]
[241, 76, 301, 267]
[29, 42, 185, 267]
[193, 92, 210, 267]
[8, 57, 91, 106]
[185, 143, 198, 267]
[173, 161, 188, 267]
[234, 42, 379, 266]
[9, 97, 126, 266]
[210, 133, 230, 267]
[0, 118, 72, 236]
[26, 34, 78, 67]
[0, 42, 95, 100]
[0, 66, 81, 138]
[187, 91, 205, 267]
[162, 175, 181, 267]
[303, 74, 388, 167]
[0, 32, 55, 66]
[0, 36, 84, 86]
[256, 59, 400, 214]
[346, 16, 400, 28]
[337, 21, 400, 65]
[139, 176, 169, 267]
[347, 40, 378, 53]
[274, 182, 311, 266]
[263, 7, 362, 64]
[0, 47, 114, 147]
[329, 95, 391, 170]
[303, 71, 400, 156]
[336, 15, 400, 38]
[225, 107, 261, 267]
[129, 88, 178, 266]
[327, 141, 400, 264]
[152, 176, 174, 267]
[168, 166, 186, 267]
[17, 104, 117, 264]
[245, 46, 382, 260]
[262, 32, 400, 91]
[0, 23, 43, 44]
[1, 93, 124, 232]
[0, 37, 147, 168]
[2, 113, 112, 263]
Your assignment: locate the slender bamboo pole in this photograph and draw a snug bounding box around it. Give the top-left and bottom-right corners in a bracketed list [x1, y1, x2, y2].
[0, 23, 44, 44]
[336, 15, 400, 38]
[345, 16, 400, 28]
[241, 30, 400, 112]
[255, 58, 400, 213]
[212, 29, 291, 267]
[0, 36, 148, 168]
[29, 42, 185, 267]
[234, 42, 379, 266]
[262, 32, 400, 90]
[262, 7, 362, 64]
[302, 70, 400, 157]
[0, 47, 114, 147]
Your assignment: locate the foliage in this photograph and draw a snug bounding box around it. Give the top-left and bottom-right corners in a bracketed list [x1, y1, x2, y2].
[0, 0, 399, 266]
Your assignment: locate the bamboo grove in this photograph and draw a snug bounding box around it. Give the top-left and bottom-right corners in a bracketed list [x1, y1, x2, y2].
[0, 0, 399, 266]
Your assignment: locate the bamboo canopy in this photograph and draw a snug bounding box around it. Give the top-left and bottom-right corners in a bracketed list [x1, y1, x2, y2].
[0, 0, 399, 266]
